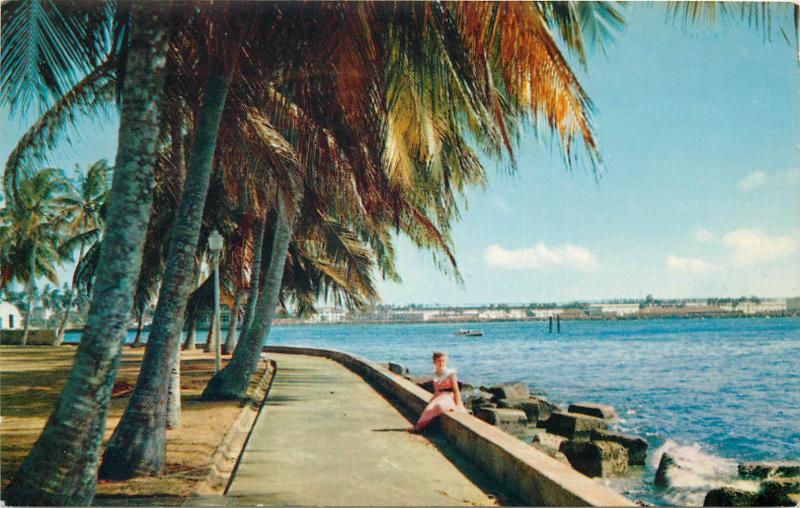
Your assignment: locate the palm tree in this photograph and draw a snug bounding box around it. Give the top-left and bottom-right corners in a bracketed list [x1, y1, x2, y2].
[98, 2, 254, 480]
[0, 167, 66, 345]
[56, 160, 109, 343]
[1, 2, 173, 504]
[201, 1, 605, 400]
[53, 284, 76, 344]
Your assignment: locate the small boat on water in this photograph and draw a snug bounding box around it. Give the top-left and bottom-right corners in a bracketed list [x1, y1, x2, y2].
[456, 328, 483, 337]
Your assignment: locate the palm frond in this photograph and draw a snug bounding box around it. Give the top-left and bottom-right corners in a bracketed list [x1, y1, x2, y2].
[1, 0, 114, 115]
[4, 59, 115, 198]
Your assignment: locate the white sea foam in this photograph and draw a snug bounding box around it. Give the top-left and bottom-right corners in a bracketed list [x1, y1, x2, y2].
[651, 440, 758, 506]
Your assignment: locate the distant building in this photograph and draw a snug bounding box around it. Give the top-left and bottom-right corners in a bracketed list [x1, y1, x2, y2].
[314, 307, 347, 323]
[31, 306, 53, 322]
[738, 299, 787, 314]
[588, 303, 640, 316]
[530, 308, 564, 319]
[0, 302, 23, 330]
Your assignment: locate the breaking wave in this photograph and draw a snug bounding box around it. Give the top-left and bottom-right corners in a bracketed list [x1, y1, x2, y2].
[651, 440, 759, 506]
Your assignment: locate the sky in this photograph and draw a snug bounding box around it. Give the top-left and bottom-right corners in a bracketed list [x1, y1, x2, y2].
[2, 4, 798, 306]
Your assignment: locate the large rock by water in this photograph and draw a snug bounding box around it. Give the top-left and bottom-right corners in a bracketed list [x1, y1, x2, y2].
[703, 487, 760, 507]
[568, 402, 617, 420]
[759, 478, 800, 506]
[559, 440, 628, 478]
[532, 432, 567, 452]
[463, 389, 493, 412]
[507, 397, 560, 425]
[545, 411, 608, 440]
[654, 453, 672, 487]
[474, 407, 528, 434]
[387, 362, 408, 376]
[589, 429, 648, 465]
[530, 433, 570, 465]
[738, 461, 800, 479]
[486, 382, 530, 401]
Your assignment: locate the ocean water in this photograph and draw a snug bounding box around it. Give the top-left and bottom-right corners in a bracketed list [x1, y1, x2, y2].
[64, 317, 799, 505]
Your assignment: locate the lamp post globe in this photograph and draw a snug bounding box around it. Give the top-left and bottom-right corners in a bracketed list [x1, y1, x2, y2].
[208, 229, 224, 253]
[208, 230, 224, 372]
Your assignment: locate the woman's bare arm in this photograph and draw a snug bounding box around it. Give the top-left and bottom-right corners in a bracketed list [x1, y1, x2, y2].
[450, 373, 465, 408]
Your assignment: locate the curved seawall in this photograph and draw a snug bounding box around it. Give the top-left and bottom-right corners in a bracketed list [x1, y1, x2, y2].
[263, 345, 634, 507]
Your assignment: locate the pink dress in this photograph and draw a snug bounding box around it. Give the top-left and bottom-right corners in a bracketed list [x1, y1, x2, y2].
[415, 369, 466, 430]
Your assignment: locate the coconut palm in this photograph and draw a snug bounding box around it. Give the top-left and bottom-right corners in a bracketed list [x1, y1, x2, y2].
[97, 1, 259, 479]
[200, 0, 607, 401]
[55, 160, 109, 343]
[0, 167, 66, 344]
[1, 2, 173, 504]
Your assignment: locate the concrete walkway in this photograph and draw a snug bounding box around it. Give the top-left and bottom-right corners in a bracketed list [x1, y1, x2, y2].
[223, 353, 504, 506]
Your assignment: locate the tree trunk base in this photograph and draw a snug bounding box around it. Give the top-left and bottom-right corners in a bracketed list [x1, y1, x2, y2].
[200, 367, 249, 401]
[3, 474, 94, 507]
[98, 417, 166, 480]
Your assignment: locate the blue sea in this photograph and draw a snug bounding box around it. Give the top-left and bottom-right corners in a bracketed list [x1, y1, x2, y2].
[65, 317, 800, 505]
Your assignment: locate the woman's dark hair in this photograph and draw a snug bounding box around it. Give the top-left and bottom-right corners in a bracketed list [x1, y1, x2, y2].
[432, 351, 446, 361]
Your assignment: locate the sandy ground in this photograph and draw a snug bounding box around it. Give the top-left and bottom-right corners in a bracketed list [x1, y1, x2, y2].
[0, 345, 263, 503]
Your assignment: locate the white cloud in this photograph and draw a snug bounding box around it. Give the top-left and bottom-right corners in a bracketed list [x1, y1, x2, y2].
[666, 255, 719, 274]
[694, 229, 715, 243]
[722, 229, 797, 265]
[484, 243, 598, 272]
[737, 171, 768, 191]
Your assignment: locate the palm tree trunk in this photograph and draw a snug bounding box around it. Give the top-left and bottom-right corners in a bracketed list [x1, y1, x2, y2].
[183, 308, 197, 350]
[58, 244, 86, 345]
[131, 311, 145, 347]
[2, 4, 170, 505]
[98, 61, 235, 480]
[222, 290, 241, 355]
[237, 214, 267, 340]
[202, 197, 292, 400]
[53, 306, 70, 346]
[166, 353, 181, 429]
[22, 246, 36, 346]
[204, 311, 216, 352]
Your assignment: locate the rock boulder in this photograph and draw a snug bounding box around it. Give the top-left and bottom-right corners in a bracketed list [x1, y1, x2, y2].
[759, 478, 800, 506]
[703, 487, 760, 507]
[655, 452, 681, 487]
[487, 382, 530, 401]
[475, 407, 528, 434]
[568, 402, 617, 420]
[589, 429, 648, 465]
[738, 461, 800, 480]
[559, 440, 628, 477]
[387, 362, 408, 376]
[545, 411, 608, 440]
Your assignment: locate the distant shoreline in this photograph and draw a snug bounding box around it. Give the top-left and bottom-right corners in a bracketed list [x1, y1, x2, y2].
[270, 311, 798, 327]
[56, 312, 799, 335]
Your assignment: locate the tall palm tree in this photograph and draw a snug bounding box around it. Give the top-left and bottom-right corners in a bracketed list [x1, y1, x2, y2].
[56, 160, 109, 343]
[98, 2, 254, 480]
[0, 167, 66, 345]
[1, 2, 173, 504]
[202, 1, 606, 400]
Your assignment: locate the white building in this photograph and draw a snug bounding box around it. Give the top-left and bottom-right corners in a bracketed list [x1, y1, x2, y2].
[314, 307, 347, 323]
[738, 299, 787, 315]
[530, 308, 564, 319]
[588, 303, 640, 317]
[0, 302, 23, 330]
[477, 308, 527, 320]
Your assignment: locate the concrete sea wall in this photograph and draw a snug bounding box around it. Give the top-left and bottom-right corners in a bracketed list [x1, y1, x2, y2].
[264, 345, 634, 507]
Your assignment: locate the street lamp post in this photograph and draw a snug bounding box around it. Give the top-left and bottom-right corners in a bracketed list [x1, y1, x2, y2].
[208, 230, 224, 373]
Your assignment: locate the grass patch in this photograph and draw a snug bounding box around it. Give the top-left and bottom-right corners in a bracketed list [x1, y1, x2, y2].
[0, 345, 265, 502]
